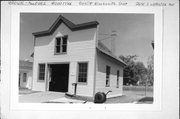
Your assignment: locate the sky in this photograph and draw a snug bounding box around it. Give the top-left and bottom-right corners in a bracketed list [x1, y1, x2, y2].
[20, 13, 154, 67]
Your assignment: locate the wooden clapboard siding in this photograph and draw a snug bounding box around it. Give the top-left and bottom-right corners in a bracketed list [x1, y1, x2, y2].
[32, 23, 97, 97]
[19, 61, 33, 89]
[95, 51, 124, 97]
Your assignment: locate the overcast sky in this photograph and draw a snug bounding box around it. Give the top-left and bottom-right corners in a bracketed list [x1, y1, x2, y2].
[20, 13, 154, 67]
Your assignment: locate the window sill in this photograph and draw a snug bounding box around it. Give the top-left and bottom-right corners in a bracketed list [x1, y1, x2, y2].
[77, 82, 87, 85]
[54, 52, 67, 55]
[37, 80, 45, 82]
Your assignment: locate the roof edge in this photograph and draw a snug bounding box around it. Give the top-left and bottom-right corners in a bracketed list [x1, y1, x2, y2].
[96, 47, 127, 67]
[32, 15, 99, 37]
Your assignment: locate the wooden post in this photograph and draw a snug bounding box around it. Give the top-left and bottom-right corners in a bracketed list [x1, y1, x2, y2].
[72, 83, 77, 96]
[145, 75, 148, 97]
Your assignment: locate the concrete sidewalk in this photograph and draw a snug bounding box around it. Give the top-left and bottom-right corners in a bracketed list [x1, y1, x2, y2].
[19, 90, 89, 103]
[19, 91, 66, 103]
[44, 97, 92, 104]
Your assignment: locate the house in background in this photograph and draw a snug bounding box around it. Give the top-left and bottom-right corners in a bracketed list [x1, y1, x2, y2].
[19, 60, 33, 89]
[32, 15, 126, 98]
[0, 60, 32, 89]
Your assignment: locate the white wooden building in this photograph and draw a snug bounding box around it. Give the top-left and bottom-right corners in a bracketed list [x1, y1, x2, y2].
[19, 60, 33, 89]
[32, 15, 126, 98]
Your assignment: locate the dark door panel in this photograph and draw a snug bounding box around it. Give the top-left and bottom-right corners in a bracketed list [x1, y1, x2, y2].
[49, 64, 69, 92]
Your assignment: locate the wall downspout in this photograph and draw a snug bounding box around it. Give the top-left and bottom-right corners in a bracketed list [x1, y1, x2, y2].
[93, 25, 99, 97]
[31, 36, 35, 90]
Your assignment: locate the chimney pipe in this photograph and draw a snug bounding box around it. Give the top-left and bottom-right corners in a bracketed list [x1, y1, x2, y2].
[110, 31, 117, 55]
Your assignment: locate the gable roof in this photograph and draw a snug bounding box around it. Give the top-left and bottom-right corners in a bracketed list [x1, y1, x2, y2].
[19, 60, 33, 70]
[98, 41, 113, 55]
[97, 47, 127, 67]
[97, 42, 127, 67]
[32, 15, 99, 37]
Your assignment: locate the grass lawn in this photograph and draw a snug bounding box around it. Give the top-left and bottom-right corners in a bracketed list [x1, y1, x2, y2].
[65, 89, 153, 104]
[106, 86, 153, 104]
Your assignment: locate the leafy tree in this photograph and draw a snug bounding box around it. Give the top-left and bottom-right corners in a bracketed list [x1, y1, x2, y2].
[134, 62, 147, 85]
[119, 55, 147, 85]
[147, 55, 154, 86]
[119, 55, 137, 85]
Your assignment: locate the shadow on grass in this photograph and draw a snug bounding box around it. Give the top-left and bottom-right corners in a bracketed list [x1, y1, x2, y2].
[136, 97, 153, 104]
[138, 97, 153, 102]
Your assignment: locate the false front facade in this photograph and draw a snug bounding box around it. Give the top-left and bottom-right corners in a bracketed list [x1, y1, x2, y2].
[32, 15, 126, 98]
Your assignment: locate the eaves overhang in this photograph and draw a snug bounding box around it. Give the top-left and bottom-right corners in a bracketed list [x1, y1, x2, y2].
[32, 15, 99, 37]
[96, 47, 127, 67]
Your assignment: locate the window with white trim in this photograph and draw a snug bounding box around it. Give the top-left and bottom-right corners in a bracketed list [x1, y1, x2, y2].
[78, 62, 88, 83]
[38, 64, 45, 81]
[106, 66, 110, 87]
[55, 36, 68, 54]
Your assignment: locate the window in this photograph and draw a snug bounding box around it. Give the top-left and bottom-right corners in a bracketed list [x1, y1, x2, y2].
[55, 36, 68, 54]
[78, 62, 88, 83]
[106, 66, 110, 87]
[38, 64, 45, 81]
[19, 74, 20, 86]
[23, 73, 27, 82]
[117, 70, 119, 88]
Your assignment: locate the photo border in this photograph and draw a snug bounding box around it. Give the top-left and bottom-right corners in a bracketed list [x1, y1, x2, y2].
[8, 5, 163, 111]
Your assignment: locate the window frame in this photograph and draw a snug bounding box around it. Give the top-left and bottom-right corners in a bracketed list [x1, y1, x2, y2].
[38, 63, 46, 82]
[54, 35, 68, 55]
[77, 62, 88, 84]
[117, 70, 120, 88]
[23, 73, 27, 82]
[106, 65, 111, 87]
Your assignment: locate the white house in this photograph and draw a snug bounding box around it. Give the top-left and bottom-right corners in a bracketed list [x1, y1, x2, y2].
[32, 15, 126, 98]
[19, 60, 33, 89]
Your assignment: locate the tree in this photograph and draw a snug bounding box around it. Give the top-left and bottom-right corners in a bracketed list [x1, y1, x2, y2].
[134, 62, 147, 85]
[147, 55, 154, 86]
[119, 55, 147, 85]
[119, 55, 137, 64]
[119, 55, 137, 85]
